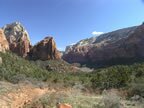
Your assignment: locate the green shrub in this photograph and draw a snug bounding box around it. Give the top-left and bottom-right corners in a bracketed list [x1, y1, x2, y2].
[1, 51, 144, 95]
[0, 52, 49, 82]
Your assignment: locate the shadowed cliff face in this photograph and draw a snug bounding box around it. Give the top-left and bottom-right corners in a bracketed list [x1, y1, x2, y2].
[29, 37, 61, 60]
[0, 29, 9, 52]
[2, 22, 31, 57]
[63, 23, 144, 66]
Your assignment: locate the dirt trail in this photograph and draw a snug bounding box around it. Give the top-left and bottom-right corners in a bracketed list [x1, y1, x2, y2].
[0, 82, 55, 108]
[11, 87, 48, 108]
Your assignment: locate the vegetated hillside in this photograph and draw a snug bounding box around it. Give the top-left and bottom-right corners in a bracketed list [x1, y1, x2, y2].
[31, 59, 79, 73]
[0, 52, 49, 83]
[0, 52, 144, 97]
[13, 58, 144, 107]
[0, 52, 79, 84]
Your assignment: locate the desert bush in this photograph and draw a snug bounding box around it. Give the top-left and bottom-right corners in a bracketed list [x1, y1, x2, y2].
[99, 90, 121, 108]
[128, 77, 144, 97]
[1, 51, 144, 96]
[0, 52, 49, 82]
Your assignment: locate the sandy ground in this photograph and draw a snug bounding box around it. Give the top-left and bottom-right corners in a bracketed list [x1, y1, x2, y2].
[0, 81, 52, 108]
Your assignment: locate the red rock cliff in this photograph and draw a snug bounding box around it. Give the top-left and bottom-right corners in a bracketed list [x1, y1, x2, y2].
[29, 37, 61, 60]
[63, 23, 144, 66]
[2, 22, 31, 57]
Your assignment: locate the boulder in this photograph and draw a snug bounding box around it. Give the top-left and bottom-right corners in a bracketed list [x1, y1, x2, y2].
[0, 29, 9, 52]
[2, 22, 31, 57]
[29, 37, 61, 60]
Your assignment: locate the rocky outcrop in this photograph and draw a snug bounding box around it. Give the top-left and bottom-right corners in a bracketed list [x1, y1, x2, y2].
[29, 37, 61, 60]
[2, 22, 62, 61]
[63, 23, 144, 66]
[2, 22, 31, 57]
[0, 29, 9, 52]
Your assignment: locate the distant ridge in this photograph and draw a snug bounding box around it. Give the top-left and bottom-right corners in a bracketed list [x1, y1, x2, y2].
[63, 23, 144, 67]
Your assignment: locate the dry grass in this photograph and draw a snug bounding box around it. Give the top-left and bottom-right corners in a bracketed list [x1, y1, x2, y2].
[25, 89, 102, 108]
[0, 81, 144, 108]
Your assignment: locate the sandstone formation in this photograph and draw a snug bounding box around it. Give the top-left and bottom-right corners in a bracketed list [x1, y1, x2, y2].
[29, 37, 61, 60]
[63, 23, 144, 66]
[2, 22, 31, 57]
[0, 29, 9, 52]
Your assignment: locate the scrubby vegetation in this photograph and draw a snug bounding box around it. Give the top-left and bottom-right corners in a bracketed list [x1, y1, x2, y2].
[0, 52, 144, 107]
[0, 52, 49, 83]
[24, 88, 144, 108]
[24, 91, 102, 108]
[31, 59, 78, 73]
[0, 52, 144, 97]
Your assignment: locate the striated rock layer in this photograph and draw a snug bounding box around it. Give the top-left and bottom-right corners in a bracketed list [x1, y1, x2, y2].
[0, 29, 9, 52]
[29, 37, 61, 60]
[63, 23, 144, 67]
[2, 22, 31, 57]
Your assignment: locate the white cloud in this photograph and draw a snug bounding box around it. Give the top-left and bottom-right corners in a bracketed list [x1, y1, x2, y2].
[92, 31, 104, 36]
[58, 47, 65, 51]
[69, 43, 76, 45]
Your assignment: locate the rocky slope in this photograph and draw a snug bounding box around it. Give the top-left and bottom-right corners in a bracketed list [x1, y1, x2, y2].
[0, 29, 9, 52]
[63, 23, 144, 66]
[28, 37, 61, 60]
[2, 22, 31, 57]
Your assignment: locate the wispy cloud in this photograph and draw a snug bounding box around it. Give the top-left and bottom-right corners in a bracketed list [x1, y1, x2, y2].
[58, 47, 65, 51]
[92, 31, 104, 36]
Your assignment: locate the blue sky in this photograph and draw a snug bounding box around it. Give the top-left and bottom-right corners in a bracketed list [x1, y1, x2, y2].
[0, 0, 144, 50]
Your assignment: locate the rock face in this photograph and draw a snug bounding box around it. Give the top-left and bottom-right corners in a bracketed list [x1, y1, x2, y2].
[63, 23, 144, 66]
[29, 37, 61, 60]
[2, 22, 61, 61]
[2, 22, 31, 57]
[0, 29, 9, 52]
